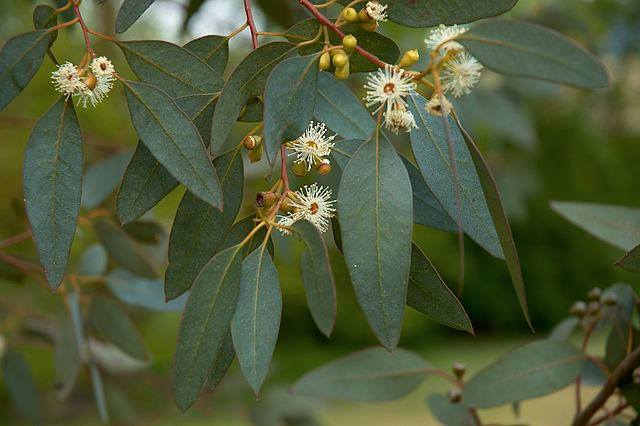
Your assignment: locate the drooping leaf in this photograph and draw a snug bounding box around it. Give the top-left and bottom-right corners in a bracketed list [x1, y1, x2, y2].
[0, 30, 50, 111]
[338, 134, 413, 351]
[463, 340, 587, 408]
[604, 284, 637, 370]
[232, 243, 282, 395]
[116, 93, 216, 224]
[82, 151, 133, 210]
[1, 349, 42, 424]
[123, 80, 222, 208]
[119, 40, 223, 98]
[551, 201, 640, 251]
[617, 244, 640, 272]
[385, 0, 517, 28]
[456, 118, 532, 330]
[184, 35, 229, 75]
[208, 332, 235, 391]
[407, 93, 502, 258]
[77, 244, 108, 277]
[408, 244, 473, 334]
[458, 19, 610, 89]
[291, 347, 429, 401]
[210, 42, 295, 155]
[106, 269, 187, 312]
[94, 217, 157, 278]
[293, 221, 337, 338]
[427, 394, 476, 426]
[173, 245, 243, 411]
[54, 316, 81, 400]
[314, 72, 375, 140]
[89, 295, 147, 360]
[116, 0, 156, 34]
[548, 317, 580, 341]
[24, 98, 83, 289]
[263, 55, 319, 162]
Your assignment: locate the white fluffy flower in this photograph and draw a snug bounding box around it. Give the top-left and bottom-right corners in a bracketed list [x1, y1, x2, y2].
[425, 24, 468, 54]
[288, 183, 336, 233]
[51, 62, 84, 98]
[276, 214, 296, 235]
[426, 95, 453, 116]
[90, 56, 115, 77]
[384, 107, 417, 133]
[77, 72, 115, 108]
[441, 51, 483, 97]
[366, 1, 388, 22]
[287, 121, 336, 170]
[364, 64, 416, 115]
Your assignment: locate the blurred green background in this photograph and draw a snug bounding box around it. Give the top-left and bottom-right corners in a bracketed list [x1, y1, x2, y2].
[1, 0, 639, 424]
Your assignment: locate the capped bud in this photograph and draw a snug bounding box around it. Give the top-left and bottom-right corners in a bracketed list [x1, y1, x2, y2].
[602, 293, 617, 306]
[357, 8, 371, 22]
[332, 53, 348, 68]
[398, 49, 420, 68]
[335, 62, 350, 80]
[587, 287, 602, 301]
[342, 35, 357, 53]
[587, 301, 600, 316]
[360, 20, 379, 32]
[452, 362, 466, 379]
[242, 135, 262, 150]
[248, 143, 263, 163]
[633, 367, 640, 385]
[342, 7, 358, 23]
[256, 191, 276, 207]
[569, 300, 587, 317]
[83, 72, 97, 91]
[448, 388, 462, 403]
[317, 159, 332, 175]
[292, 161, 308, 177]
[319, 51, 331, 71]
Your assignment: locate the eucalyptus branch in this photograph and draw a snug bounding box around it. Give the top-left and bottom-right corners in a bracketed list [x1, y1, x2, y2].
[243, 0, 259, 49]
[72, 0, 94, 56]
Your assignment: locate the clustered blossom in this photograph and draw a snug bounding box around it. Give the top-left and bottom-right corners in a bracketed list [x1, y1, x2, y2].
[384, 106, 417, 134]
[426, 95, 453, 116]
[287, 121, 336, 171]
[366, 1, 388, 22]
[277, 183, 336, 235]
[364, 64, 418, 133]
[424, 24, 468, 54]
[441, 51, 483, 98]
[51, 56, 116, 108]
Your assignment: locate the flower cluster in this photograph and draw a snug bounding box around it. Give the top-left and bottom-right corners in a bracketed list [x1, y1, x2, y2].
[277, 183, 336, 235]
[287, 121, 336, 171]
[51, 56, 116, 108]
[365, 1, 388, 22]
[364, 64, 418, 133]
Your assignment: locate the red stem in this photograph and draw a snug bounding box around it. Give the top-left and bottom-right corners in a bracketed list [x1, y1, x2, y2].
[73, 1, 94, 56]
[243, 0, 259, 49]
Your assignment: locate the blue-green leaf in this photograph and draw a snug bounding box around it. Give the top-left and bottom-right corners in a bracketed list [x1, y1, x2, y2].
[1, 349, 42, 424]
[386, 0, 517, 28]
[184, 35, 229, 75]
[116, 0, 156, 33]
[106, 269, 187, 312]
[89, 295, 147, 360]
[82, 151, 132, 210]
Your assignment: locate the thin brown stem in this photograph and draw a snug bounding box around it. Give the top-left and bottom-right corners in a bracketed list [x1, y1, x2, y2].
[576, 316, 600, 415]
[243, 0, 259, 49]
[72, 0, 94, 56]
[0, 230, 31, 250]
[588, 401, 630, 426]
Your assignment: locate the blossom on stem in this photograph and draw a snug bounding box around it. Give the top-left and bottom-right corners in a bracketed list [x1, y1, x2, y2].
[425, 24, 468, 54]
[441, 51, 483, 97]
[287, 121, 337, 171]
[366, 1, 388, 22]
[426, 94, 453, 116]
[364, 64, 416, 115]
[384, 106, 418, 133]
[277, 183, 336, 235]
[51, 62, 84, 98]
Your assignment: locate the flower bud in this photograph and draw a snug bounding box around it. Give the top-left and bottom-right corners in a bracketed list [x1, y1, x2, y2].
[83, 72, 97, 91]
[587, 301, 600, 316]
[398, 49, 420, 68]
[256, 191, 276, 208]
[587, 287, 602, 301]
[248, 143, 263, 163]
[602, 293, 617, 306]
[357, 8, 371, 22]
[342, 35, 357, 53]
[342, 7, 358, 23]
[292, 161, 308, 177]
[334, 62, 350, 80]
[317, 159, 332, 175]
[332, 53, 348, 68]
[319, 51, 331, 71]
[448, 388, 462, 403]
[452, 362, 466, 379]
[242, 135, 262, 150]
[360, 20, 379, 32]
[569, 301, 587, 317]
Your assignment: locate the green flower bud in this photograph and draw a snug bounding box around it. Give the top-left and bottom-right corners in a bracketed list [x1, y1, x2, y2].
[319, 51, 331, 71]
[342, 7, 358, 23]
[342, 35, 357, 53]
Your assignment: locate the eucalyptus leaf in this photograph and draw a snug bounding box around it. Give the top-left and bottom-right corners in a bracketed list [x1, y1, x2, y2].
[116, 0, 156, 33]
[459, 19, 610, 89]
[427, 394, 476, 426]
[291, 347, 429, 402]
[33, 5, 57, 46]
[106, 269, 187, 312]
[89, 295, 147, 360]
[338, 134, 412, 351]
[1, 349, 42, 424]
[617, 245, 640, 272]
[77, 244, 108, 276]
[123, 220, 165, 244]
[385, 0, 517, 28]
[82, 151, 133, 210]
[184, 35, 229, 75]
[462, 340, 587, 408]
[173, 245, 243, 411]
[24, 98, 82, 289]
[548, 317, 580, 341]
[232, 243, 282, 395]
[208, 332, 235, 391]
[54, 316, 81, 400]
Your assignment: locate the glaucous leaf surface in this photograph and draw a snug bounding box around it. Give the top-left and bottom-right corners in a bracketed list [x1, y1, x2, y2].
[173, 245, 243, 411]
[551, 201, 640, 251]
[408, 244, 473, 334]
[82, 151, 132, 210]
[232, 243, 282, 395]
[116, 0, 156, 33]
[0, 30, 50, 111]
[463, 340, 587, 408]
[294, 221, 337, 337]
[183, 35, 229, 75]
[1, 349, 41, 424]
[77, 243, 108, 276]
[263, 55, 319, 162]
[106, 269, 187, 312]
[291, 347, 429, 402]
[89, 295, 147, 360]
[548, 317, 579, 341]
[338, 134, 412, 351]
[123, 81, 222, 208]
[54, 316, 80, 400]
[427, 394, 476, 426]
[208, 332, 235, 391]
[459, 19, 610, 89]
[385, 0, 517, 28]
[24, 98, 82, 289]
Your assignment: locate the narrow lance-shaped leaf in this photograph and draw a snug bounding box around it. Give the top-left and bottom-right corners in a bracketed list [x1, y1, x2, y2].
[232, 242, 282, 395]
[263, 54, 319, 162]
[107, 269, 187, 312]
[24, 98, 83, 289]
[1, 349, 42, 424]
[0, 30, 50, 111]
[463, 340, 587, 408]
[338, 132, 413, 351]
[293, 220, 337, 338]
[116, 0, 156, 33]
[173, 244, 243, 411]
[89, 296, 147, 360]
[291, 347, 430, 402]
[54, 315, 81, 400]
[458, 19, 610, 89]
[385, 0, 517, 28]
[408, 244, 473, 334]
[455, 118, 532, 330]
[123, 80, 222, 208]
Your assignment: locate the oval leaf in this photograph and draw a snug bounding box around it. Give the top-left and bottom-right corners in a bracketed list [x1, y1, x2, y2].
[89, 295, 147, 360]
[106, 269, 187, 312]
[24, 98, 82, 288]
[338, 135, 413, 350]
[116, 0, 156, 33]
[77, 243, 108, 276]
[386, 0, 517, 28]
[291, 347, 429, 402]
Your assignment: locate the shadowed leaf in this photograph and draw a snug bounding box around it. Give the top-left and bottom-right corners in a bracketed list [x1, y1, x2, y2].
[385, 0, 517, 28]
[2, 350, 41, 424]
[89, 296, 147, 360]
